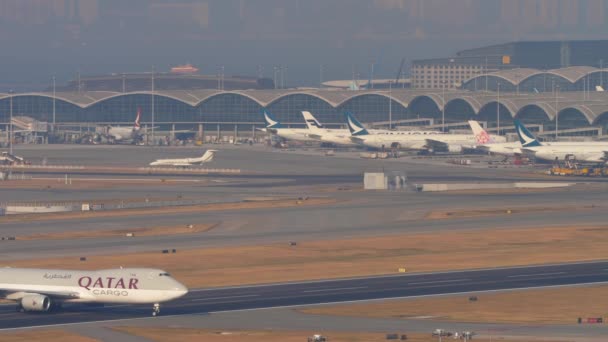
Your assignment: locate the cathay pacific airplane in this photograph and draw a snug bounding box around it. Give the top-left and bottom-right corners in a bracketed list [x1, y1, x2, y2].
[514, 120, 608, 163]
[0, 267, 188, 316]
[261, 109, 316, 142]
[301, 111, 358, 146]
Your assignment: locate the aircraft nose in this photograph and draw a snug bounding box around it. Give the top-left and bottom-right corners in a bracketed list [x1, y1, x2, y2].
[173, 282, 189, 297]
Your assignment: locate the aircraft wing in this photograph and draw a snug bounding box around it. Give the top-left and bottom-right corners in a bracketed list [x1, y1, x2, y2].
[307, 133, 323, 140]
[425, 139, 449, 152]
[520, 148, 538, 159]
[0, 288, 80, 300]
[350, 137, 366, 144]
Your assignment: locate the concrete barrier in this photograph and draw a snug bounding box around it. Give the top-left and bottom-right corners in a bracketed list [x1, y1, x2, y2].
[420, 182, 575, 192]
[6, 204, 77, 214]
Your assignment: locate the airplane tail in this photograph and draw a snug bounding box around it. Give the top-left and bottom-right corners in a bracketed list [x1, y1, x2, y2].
[200, 150, 217, 164]
[468, 120, 494, 145]
[134, 107, 141, 130]
[344, 112, 369, 136]
[514, 119, 542, 147]
[261, 109, 283, 129]
[301, 111, 324, 130]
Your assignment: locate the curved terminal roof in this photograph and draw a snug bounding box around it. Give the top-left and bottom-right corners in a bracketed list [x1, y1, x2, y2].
[2, 89, 608, 124]
[463, 66, 603, 88]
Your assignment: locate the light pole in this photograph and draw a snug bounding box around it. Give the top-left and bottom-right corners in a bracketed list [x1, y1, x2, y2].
[555, 84, 560, 140]
[441, 80, 446, 132]
[9, 89, 13, 155]
[388, 81, 393, 130]
[221, 66, 225, 90]
[497, 82, 501, 135]
[600, 59, 604, 90]
[151, 66, 155, 145]
[52, 75, 56, 131]
[122, 73, 126, 93]
[319, 64, 324, 89]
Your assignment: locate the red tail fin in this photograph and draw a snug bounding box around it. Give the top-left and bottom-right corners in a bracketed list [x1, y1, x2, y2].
[134, 107, 141, 129]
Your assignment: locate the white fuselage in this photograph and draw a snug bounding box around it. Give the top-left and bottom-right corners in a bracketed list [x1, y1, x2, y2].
[524, 144, 608, 163]
[353, 132, 482, 151]
[0, 268, 188, 305]
[480, 141, 608, 159]
[107, 126, 138, 141]
[268, 128, 317, 142]
[149, 157, 204, 166]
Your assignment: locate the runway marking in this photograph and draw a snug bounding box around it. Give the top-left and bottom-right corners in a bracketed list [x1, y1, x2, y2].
[302, 286, 368, 293]
[407, 279, 469, 285]
[32, 177, 204, 183]
[188, 260, 608, 292]
[3, 281, 608, 332]
[507, 272, 566, 278]
[192, 294, 259, 302]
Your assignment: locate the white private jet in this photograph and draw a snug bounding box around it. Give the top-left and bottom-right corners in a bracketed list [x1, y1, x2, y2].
[515, 120, 608, 163]
[0, 267, 188, 316]
[149, 150, 217, 167]
[261, 109, 317, 142]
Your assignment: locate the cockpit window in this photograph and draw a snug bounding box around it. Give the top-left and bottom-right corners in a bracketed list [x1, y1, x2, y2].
[159, 272, 171, 277]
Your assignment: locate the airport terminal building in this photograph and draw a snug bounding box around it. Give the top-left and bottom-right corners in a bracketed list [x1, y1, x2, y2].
[2, 39, 608, 141]
[1, 88, 608, 139]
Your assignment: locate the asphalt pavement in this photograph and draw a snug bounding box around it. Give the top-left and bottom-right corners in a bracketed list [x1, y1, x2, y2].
[0, 261, 607, 330]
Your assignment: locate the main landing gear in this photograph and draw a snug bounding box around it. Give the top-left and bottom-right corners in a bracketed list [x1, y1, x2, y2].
[152, 303, 160, 317]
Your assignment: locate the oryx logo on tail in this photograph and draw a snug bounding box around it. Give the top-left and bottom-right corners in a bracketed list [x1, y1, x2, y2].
[261, 109, 283, 129]
[514, 119, 541, 147]
[344, 112, 368, 136]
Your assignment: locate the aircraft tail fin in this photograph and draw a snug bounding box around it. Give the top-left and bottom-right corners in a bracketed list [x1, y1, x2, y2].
[200, 150, 217, 164]
[596, 85, 605, 92]
[301, 111, 324, 130]
[344, 112, 369, 136]
[261, 109, 283, 129]
[514, 119, 542, 147]
[134, 107, 141, 129]
[468, 120, 494, 144]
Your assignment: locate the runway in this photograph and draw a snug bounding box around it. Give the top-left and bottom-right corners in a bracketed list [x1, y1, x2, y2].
[1, 261, 607, 330]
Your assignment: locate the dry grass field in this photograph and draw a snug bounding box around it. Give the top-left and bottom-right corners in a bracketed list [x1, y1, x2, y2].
[0, 197, 336, 223]
[6, 225, 608, 288]
[113, 327, 554, 342]
[0, 330, 98, 342]
[16, 222, 219, 240]
[302, 285, 608, 325]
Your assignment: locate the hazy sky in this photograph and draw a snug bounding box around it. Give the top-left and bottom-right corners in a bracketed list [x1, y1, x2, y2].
[1, 0, 607, 90]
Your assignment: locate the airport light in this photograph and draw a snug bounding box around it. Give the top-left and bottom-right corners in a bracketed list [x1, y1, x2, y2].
[52, 75, 56, 131]
[555, 84, 560, 140]
[8, 89, 13, 155]
[496, 81, 500, 135]
[441, 80, 447, 132]
[389, 81, 395, 130]
[319, 64, 324, 88]
[151, 66, 155, 145]
[601, 59, 604, 90]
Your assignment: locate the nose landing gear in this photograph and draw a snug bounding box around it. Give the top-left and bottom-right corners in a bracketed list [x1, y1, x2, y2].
[152, 303, 160, 317]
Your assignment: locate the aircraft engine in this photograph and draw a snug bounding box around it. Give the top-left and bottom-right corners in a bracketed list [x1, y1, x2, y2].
[448, 145, 463, 153]
[20, 295, 52, 312]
